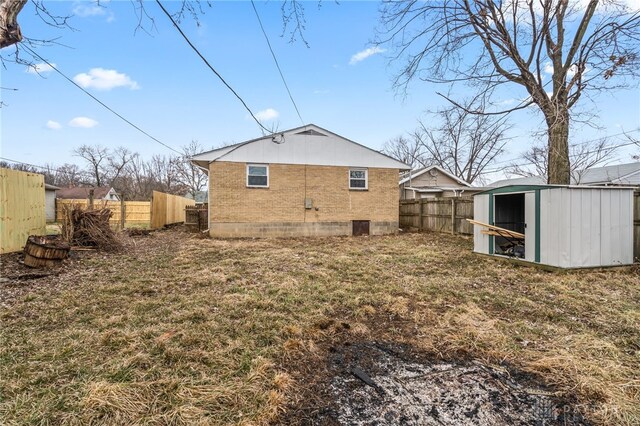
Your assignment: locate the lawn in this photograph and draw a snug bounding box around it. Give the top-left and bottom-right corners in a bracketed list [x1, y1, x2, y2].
[1, 229, 638, 425]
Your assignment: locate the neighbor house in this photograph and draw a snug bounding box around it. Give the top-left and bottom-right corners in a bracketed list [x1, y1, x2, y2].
[490, 162, 640, 187]
[399, 165, 483, 199]
[45, 183, 60, 222]
[190, 124, 410, 237]
[56, 186, 120, 202]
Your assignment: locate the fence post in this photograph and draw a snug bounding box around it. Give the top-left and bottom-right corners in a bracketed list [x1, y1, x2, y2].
[88, 189, 94, 210]
[120, 198, 126, 230]
[419, 199, 424, 231]
[451, 198, 456, 235]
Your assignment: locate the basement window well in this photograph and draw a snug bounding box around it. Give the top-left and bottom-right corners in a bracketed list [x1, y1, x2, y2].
[493, 193, 525, 258]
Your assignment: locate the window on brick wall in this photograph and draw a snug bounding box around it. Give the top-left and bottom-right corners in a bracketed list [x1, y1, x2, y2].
[349, 168, 368, 190]
[247, 164, 269, 187]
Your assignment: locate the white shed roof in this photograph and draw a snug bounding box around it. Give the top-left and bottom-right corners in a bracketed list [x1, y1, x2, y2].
[190, 124, 411, 171]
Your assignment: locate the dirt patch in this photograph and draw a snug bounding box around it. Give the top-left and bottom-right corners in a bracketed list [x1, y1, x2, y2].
[283, 341, 587, 425]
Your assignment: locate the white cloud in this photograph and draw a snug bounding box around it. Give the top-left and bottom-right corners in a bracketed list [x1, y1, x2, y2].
[254, 108, 279, 122]
[73, 1, 106, 17]
[69, 117, 99, 128]
[349, 46, 386, 65]
[72, 1, 115, 22]
[46, 120, 62, 130]
[26, 62, 56, 74]
[543, 61, 585, 78]
[544, 62, 554, 75]
[73, 68, 139, 91]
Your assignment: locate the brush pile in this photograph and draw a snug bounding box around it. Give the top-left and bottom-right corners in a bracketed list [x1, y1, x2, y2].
[61, 206, 122, 251]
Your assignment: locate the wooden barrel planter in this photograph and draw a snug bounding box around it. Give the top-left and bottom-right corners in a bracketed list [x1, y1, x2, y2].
[23, 235, 70, 268]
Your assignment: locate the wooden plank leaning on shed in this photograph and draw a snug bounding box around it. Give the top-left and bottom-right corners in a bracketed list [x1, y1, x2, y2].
[466, 219, 525, 240]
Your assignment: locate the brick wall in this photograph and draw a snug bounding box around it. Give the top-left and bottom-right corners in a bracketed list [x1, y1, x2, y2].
[208, 162, 399, 236]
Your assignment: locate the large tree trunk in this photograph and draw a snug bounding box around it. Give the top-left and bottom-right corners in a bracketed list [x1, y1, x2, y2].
[0, 0, 27, 49]
[546, 108, 571, 185]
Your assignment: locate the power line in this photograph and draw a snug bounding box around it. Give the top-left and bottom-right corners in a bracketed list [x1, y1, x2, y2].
[250, 0, 304, 126]
[156, 0, 274, 134]
[483, 138, 639, 175]
[21, 45, 182, 155]
[488, 128, 640, 168]
[0, 156, 69, 173]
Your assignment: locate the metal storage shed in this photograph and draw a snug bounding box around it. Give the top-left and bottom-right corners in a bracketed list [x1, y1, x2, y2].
[472, 185, 634, 268]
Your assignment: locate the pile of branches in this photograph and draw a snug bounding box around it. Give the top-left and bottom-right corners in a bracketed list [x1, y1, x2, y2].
[61, 205, 122, 251]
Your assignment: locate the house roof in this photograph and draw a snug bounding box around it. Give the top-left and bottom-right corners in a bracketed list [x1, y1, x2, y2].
[56, 186, 115, 199]
[190, 124, 411, 171]
[399, 165, 472, 187]
[489, 162, 640, 187]
[45, 183, 60, 191]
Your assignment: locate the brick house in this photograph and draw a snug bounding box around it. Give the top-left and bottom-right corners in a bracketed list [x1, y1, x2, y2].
[191, 124, 410, 237]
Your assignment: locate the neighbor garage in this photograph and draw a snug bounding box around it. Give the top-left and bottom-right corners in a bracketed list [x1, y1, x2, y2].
[472, 185, 634, 268]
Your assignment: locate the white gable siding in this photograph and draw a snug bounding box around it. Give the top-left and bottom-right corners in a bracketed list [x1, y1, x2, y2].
[191, 125, 410, 170]
[214, 133, 408, 169]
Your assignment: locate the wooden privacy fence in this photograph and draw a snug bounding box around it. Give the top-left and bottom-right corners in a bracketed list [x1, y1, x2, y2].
[185, 204, 208, 231]
[634, 191, 639, 261]
[56, 199, 151, 227]
[151, 191, 195, 229]
[0, 168, 47, 253]
[400, 197, 474, 235]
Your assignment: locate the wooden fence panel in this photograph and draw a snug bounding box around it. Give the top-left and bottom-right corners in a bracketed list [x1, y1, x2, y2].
[124, 201, 152, 224]
[150, 191, 195, 229]
[399, 196, 474, 235]
[56, 199, 151, 227]
[634, 191, 639, 261]
[0, 168, 47, 253]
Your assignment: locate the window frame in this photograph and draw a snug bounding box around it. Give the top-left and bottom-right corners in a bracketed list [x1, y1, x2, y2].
[246, 163, 269, 188]
[349, 168, 368, 190]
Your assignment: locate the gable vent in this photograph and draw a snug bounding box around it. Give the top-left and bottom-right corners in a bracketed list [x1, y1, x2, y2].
[296, 129, 327, 136]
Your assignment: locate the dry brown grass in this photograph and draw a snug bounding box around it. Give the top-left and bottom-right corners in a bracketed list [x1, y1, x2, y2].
[1, 230, 638, 425]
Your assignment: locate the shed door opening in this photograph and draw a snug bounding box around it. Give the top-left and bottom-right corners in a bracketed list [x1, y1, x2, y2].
[352, 220, 370, 236]
[494, 193, 525, 258]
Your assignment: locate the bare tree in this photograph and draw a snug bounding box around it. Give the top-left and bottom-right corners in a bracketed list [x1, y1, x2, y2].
[377, 0, 640, 184]
[0, 0, 27, 49]
[625, 132, 640, 160]
[108, 147, 137, 197]
[415, 103, 510, 184]
[1, 1, 311, 65]
[175, 140, 208, 198]
[55, 163, 83, 187]
[73, 144, 110, 187]
[382, 135, 423, 169]
[507, 138, 617, 182]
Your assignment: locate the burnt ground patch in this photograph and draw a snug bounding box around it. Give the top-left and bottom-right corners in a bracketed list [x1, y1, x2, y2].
[281, 340, 588, 426]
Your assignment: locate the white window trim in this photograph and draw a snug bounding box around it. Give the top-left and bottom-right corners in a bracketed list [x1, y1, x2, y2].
[349, 168, 368, 190]
[246, 163, 269, 188]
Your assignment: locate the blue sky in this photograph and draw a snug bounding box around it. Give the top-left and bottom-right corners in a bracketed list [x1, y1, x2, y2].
[1, 0, 639, 181]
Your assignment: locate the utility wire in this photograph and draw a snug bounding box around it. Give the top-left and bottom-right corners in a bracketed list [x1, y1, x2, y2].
[156, 0, 274, 134]
[0, 156, 71, 173]
[487, 128, 640, 168]
[482, 139, 639, 175]
[250, 0, 304, 126]
[21, 45, 182, 155]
